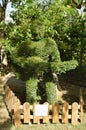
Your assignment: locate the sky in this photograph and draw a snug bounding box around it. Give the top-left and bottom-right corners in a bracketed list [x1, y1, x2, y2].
[0, 0, 2, 6]
[5, 2, 14, 23]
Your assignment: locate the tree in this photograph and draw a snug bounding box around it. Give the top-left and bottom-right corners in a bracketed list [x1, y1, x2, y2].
[46, 0, 86, 67]
[0, 0, 8, 21]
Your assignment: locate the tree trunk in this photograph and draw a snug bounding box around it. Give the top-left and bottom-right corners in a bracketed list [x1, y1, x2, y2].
[0, 6, 5, 39]
[0, 1, 8, 39]
[52, 73, 62, 91]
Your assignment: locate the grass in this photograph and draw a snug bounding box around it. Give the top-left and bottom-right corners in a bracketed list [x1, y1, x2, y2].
[0, 122, 86, 130]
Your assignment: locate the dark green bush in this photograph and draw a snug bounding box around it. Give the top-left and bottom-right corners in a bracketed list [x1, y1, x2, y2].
[26, 78, 39, 104]
[45, 82, 58, 104]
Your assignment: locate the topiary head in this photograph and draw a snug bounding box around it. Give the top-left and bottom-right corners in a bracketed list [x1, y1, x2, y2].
[31, 20, 45, 41]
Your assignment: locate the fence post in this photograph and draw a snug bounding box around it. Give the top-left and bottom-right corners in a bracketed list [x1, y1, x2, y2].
[14, 102, 21, 127]
[24, 102, 30, 124]
[62, 102, 69, 123]
[72, 102, 78, 125]
[52, 102, 59, 123]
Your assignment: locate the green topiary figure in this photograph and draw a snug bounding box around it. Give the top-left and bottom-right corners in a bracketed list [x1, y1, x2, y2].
[10, 20, 78, 104]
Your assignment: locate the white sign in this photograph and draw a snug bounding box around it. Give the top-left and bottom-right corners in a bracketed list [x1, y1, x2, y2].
[35, 104, 48, 116]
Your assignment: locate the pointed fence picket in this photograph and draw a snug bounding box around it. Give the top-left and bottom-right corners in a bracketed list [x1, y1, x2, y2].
[4, 86, 84, 127]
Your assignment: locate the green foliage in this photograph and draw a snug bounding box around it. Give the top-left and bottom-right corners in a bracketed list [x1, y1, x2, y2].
[51, 60, 78, 74]
[26, 78, 39, 104]
[45, 82, 58, 104]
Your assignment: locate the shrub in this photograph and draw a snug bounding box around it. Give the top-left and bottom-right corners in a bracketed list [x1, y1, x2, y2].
[45, 82, 58, 104]
[26, 78, 39, 104]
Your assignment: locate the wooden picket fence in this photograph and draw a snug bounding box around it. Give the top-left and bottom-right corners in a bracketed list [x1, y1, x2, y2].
[4, 86, 83, 127]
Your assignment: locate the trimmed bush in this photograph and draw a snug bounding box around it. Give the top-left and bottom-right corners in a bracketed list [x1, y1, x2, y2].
[26, 78, 38, 104]
[45, 82, 58, 104]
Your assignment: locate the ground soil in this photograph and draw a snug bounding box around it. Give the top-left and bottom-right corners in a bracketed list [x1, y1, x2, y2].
[58, 82, 86, 105]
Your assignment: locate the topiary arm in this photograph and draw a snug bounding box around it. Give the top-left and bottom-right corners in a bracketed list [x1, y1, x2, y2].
[50, 60, 78, 74]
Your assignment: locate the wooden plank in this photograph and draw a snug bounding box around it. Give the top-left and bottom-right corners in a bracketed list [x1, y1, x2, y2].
[4, 86, 9, 97]
[52, 102, 59, 123]
[33, 102, 40, 124]
[72, 102, 78, 125]
[79, 88, 84, 122]
[12, 96, 17, 106]
[6, 90, 12, 108]
[5, 86, 10, 105]
[62, 102, 69, 123]
[24, 102, 30, 124]
[9, 92, 15, 113]
[14, 102, 21, 127]
[8, 91, 14, 112]
[13, 96, 20, 105]
[43, 102, 49, 123]
[12, 96, 20, 118]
